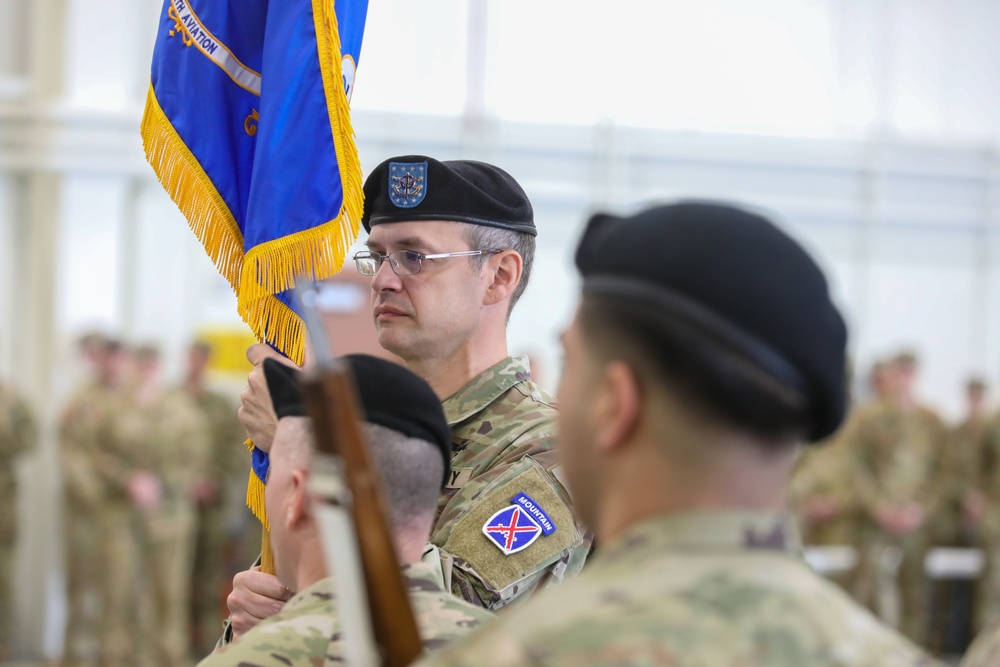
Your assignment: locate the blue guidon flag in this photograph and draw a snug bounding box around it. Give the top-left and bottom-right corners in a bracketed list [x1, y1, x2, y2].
[482, 492, 557, 556]
[140, 0, 369, 538]
[141, 0, 369, 369]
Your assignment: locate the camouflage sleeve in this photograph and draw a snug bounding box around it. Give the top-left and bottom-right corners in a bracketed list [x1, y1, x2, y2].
[787, 447, 829, 509]
[172, 403, 213, 498]
[59, 396, 126, 505]
[432, 441, 592, 610]
[846, 414, 885, 516]
[921, 412, 951, 511]
[984, 418, 1000, 503]
[198, 617, 334, 667]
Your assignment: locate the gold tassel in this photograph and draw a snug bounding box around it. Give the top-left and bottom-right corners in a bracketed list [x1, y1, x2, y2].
[140, 85, 245, 296]
[244, 438, 270, 531]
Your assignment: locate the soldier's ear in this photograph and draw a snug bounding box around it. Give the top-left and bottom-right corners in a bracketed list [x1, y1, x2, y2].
[287, 469, 311, 528]
[483, 250, 522, 307]
[593, 360, 641, 454]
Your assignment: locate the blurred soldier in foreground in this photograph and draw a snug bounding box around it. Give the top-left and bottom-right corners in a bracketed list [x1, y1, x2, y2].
[198, 355, 492, 666]
[224, 156, 591, 642]
[848, 351, 948, 645]
[0, 371, 36, 658]
[178, 342, 247, 657]
[414, 202, 938, 666]
[59, 336, 127, 666]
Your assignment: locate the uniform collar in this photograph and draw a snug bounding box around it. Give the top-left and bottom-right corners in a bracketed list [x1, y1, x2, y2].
[288, 548, 448, 610]
[598, 510, 802, 565]
[401, 545, 449, 593]
[442, 355, 533, 425]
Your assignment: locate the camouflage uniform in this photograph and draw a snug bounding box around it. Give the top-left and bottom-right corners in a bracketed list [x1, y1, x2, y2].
[126, 389, 211, 667]
[184, 387, 247, 657]
[944, 413, 988, 546]
[964, 617, 1000, 667]
[431, 356, 591, 609]
[975, 411, 1000, 630]
[216, 355, 590, 647]
[0, 384, 35, 656]
[848, 399, 949, 645]
[788, 423, 862, 590]
[415, 512, 941, 667]
[59, 381, 125, 665]
[198, 546, 493, 666]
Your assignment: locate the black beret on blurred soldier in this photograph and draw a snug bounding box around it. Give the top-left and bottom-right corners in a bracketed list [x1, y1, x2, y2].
[576, 201, 848, 442]
[362, 155, 535, 235]
[262, 354, 453, 487]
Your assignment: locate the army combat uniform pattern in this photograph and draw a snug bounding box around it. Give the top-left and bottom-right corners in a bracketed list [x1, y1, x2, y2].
[198, 546, 493, 666]
[431, 355, 591, 609]
[848, 399, 948, 644]
[975, 411, 1000, 630]
[787, 420, 863, 592]
[184, 387, 248, 657]
[0, 384, 35, 656]
[101, 388, 210, 667]
[216, 355, 589, 647]
[415, 512, 941, 667]
[59, 381, 124, 665]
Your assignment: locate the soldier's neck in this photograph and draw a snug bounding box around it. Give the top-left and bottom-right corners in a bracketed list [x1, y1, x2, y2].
[597, 428, 797, 546]
[404, 329, 509, 400]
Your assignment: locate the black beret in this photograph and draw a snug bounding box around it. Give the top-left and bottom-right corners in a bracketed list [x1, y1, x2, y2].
[575, 202, 848, 442]
[263, 356, 452, 487]
[361, 155, 535, 236]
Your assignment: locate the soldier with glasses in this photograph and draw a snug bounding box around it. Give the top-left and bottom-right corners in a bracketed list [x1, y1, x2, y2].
[224, 156, 591, 643]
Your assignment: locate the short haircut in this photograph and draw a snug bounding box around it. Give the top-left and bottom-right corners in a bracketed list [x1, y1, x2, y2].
[461, 223, 535, 317]
[578, 294, 811, 443]
[280, 418, 443, 532]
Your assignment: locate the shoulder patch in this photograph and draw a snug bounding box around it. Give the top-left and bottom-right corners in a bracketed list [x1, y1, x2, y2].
[443, 458, 582, 592]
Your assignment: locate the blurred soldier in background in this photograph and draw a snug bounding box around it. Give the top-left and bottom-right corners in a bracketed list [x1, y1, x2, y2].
[788, 421, 861, 591]
[0, 369, 36, 658]
[945, 379, 989, 549]
[59, 335, 128, 666]
[178, 341, 247, 658]
[121, 345, 210, 667]
[975, 377, 1000, 633]
[848, 351, 949, 647]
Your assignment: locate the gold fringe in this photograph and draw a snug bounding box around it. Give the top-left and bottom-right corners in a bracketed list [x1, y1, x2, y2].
[142, 0, 365, 546]
[233, 0, 365, 366]
[140, 85, 245, 295]
[246, 469, 269, 531]
[243, 438, 270, 530]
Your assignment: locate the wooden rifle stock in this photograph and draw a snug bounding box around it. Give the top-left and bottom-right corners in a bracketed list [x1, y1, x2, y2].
[302, 360, 424, 667]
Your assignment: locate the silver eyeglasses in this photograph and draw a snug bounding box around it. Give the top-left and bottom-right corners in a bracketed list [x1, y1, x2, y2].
[353, 249, 499, 276]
